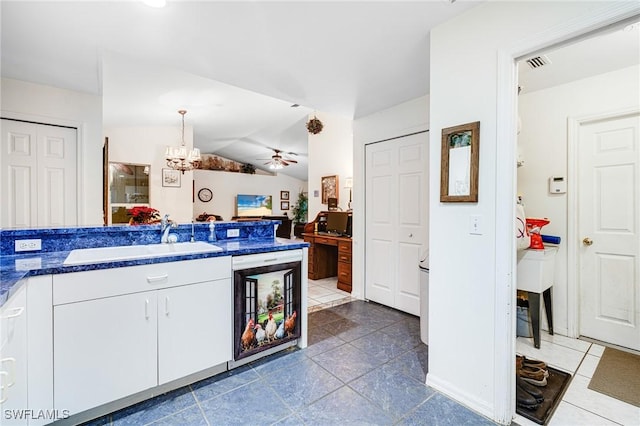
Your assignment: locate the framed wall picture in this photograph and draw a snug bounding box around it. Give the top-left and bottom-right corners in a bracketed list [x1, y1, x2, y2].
[280, 190, 290, 200]
[162, 168, 181, 188]
[321, 175, 339, 205]
[281, 201, 290, 210]
[440, 121, 480, 202]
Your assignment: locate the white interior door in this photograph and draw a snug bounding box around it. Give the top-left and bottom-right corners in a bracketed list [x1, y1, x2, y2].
[578, 112, 640, 351]
[365, 132, 428, 315]
[1, 119, 77, 228]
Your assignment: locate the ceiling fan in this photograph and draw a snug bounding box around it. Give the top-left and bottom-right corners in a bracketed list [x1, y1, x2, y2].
[259, 148, 298, 170]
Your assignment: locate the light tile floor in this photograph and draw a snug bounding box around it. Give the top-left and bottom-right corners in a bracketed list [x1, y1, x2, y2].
[515, 331, 640, 426]
[307, 277, 353, 312]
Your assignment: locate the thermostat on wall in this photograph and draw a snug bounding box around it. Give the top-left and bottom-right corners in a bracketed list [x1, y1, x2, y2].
[549, 176, 566, 194]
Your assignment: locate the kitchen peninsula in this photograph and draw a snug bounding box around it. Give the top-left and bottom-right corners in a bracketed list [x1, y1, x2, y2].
[0, 220, 308, 426]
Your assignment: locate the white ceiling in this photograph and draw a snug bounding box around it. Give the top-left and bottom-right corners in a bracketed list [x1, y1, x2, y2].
[0, 0, 482, 180]
[1, 2, 637, 181]
[517, 19, 640, 95]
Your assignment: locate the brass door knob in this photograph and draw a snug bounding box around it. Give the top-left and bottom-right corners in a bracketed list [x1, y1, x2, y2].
[583, 237, 593, 246]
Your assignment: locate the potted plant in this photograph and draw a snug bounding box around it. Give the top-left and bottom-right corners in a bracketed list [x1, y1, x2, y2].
[291, 190, 308, 237]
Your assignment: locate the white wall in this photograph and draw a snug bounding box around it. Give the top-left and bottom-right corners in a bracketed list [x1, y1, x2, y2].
[307, 112, 353, 220]
[353, 96, 429, 299]
[517, 64, 640, 336]
[428, 2, 639, 423]
[1, 78, 103, 225]
[193, 169, 307, 224]
[105, 126, 195, 223]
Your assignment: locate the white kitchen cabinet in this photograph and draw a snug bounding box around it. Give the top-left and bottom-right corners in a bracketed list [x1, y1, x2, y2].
[0, 283, 28, 426]
[54, 291, 158, 415]
[52, 257, 232, 417]
[158, 281, 231, 384]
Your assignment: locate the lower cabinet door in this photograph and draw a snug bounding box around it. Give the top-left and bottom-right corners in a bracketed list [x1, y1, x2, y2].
[157, 279, 231, 385]
[0, 284, 28, 426]
[53, 292, 158, 415]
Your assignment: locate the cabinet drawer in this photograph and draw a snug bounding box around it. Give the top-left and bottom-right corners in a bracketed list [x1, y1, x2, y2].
[315, 237, 337, 246]
[338, 241, 352, 254]
[338, 252, 352, 264]
[338, 263, 352, 284]
[53, 257, 231, 305]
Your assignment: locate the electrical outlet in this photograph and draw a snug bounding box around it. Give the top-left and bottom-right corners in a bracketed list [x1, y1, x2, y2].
[15, 239, 42, 252]
[227, 229, 240, 238]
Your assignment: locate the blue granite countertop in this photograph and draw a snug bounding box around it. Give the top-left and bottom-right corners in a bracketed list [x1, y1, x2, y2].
[0, 236, 307, 308]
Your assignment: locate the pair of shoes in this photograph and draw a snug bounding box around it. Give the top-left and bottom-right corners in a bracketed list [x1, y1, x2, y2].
[517, 376, 544, 403]
[519, 365, 548, 386]
[517, 355, 547, 370]
[516, 378, 540, 410]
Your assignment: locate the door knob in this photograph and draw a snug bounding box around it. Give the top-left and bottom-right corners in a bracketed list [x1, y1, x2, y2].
[583, 237, 593, 246]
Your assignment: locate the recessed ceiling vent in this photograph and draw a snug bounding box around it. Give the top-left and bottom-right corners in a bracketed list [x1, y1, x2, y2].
[526, 55, 551, 69]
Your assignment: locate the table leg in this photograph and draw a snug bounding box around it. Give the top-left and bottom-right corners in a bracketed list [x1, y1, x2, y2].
[527, 291, 541, 349]
[543, 287, 553, 335]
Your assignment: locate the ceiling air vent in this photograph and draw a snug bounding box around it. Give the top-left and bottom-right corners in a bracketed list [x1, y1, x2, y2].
[525, 55, 551, 69]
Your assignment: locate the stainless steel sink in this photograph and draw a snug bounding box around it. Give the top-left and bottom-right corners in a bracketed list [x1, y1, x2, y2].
[63, 241, 223, 266]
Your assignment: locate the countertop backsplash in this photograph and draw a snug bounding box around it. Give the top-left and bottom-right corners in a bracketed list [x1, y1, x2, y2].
[0, 220, 306, 306]
[0, 220, 279, 255]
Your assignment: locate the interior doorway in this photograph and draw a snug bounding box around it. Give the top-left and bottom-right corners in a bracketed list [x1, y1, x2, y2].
[515, 20, 639, 351]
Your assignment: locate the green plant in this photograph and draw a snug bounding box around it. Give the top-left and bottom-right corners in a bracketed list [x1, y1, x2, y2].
[291, 190, 308, 224]
[241, 163, 256, 174]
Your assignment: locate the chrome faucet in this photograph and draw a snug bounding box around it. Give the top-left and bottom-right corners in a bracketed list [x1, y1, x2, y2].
[160, 214, 177, 243]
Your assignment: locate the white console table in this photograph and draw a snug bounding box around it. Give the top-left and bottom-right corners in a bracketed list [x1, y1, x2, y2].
[517, 246, 558, 349]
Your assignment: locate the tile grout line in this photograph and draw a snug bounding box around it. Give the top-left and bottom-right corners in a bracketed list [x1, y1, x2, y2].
[560, 400, 627, 426]
[189, 385, 212, 426]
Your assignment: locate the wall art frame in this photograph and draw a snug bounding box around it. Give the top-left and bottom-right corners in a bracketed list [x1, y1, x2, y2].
[162, 168, 181, 188]
[321, 175, 339, 205]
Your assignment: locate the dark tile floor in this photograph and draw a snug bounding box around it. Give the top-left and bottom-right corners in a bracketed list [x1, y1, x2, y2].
[83, 301, 496, 425]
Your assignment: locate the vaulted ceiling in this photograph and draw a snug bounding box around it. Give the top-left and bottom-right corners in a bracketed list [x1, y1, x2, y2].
[1, 2, 637, 181]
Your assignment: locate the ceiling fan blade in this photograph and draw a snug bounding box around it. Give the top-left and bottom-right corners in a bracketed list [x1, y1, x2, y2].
[284, 158, 298, 163]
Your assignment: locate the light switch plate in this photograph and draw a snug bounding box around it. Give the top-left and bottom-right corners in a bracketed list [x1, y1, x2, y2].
[469, 215, 482, 235]
[227, 229, 240, 238]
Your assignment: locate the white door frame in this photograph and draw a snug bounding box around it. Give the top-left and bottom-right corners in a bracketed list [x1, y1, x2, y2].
[494, 5, 639, 424]
[566, 107, 640, 339]
[0, 110, 85, 225]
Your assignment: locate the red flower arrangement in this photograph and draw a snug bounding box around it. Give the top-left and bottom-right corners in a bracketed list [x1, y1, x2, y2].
[128, 206, 161, 225]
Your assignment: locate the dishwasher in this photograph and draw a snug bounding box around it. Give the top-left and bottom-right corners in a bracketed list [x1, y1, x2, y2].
[229, 249, 304, 368]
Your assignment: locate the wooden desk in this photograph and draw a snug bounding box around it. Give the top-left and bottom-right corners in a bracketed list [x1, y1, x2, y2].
[303, 233, 352, 293]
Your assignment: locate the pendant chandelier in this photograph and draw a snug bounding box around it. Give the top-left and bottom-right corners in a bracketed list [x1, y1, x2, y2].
[165, 110, 201, 174]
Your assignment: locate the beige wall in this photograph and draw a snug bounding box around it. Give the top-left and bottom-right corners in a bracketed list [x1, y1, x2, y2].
[307, 111, 353, 221]
[105, 126, 195, 224]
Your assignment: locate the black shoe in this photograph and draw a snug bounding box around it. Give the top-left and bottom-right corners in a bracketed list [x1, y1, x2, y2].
[517, 376, 544, 403]
[516, 381, 540, 410]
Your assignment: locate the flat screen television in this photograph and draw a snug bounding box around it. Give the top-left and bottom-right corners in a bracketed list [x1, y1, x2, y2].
[236, 194, 272, 217]
[326, 211, 350, 236]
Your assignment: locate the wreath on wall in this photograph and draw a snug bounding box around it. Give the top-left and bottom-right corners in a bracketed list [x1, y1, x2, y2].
[306, 116, 324, 135]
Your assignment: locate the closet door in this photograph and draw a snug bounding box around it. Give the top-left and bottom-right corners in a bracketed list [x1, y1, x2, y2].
[365, 132, 428, 315]
[1, 119, 77, 228]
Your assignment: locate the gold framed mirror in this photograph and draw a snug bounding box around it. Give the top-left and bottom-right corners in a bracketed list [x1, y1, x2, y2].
[440, 121, 480, 202]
